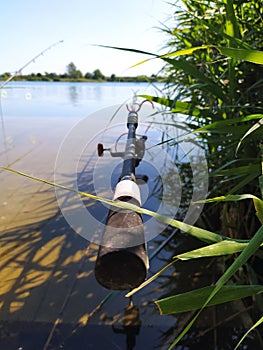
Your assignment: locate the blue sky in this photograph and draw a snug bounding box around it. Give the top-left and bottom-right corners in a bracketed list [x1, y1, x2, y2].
[0, 0, 173, 77]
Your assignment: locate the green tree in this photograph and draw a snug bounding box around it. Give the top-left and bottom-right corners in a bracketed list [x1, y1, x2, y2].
[2, 72, 11, 80]
[92, 69, 105, 80]
[66, 62, 83, 79]
[84, 72, 92, 79]
[44, 72, 60, 81]
[109, 73, 116, 81]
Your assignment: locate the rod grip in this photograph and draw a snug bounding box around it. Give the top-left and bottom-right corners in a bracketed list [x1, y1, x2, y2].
[95, 206, 148, 290]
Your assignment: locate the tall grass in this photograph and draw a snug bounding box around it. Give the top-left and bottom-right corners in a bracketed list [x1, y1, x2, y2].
[144, 1, 263, 347]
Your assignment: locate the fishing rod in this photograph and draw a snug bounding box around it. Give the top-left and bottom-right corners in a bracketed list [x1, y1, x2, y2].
[0, 40, 63, 167]
[0, 40, 63, 89]
[95, 97, 154, 290]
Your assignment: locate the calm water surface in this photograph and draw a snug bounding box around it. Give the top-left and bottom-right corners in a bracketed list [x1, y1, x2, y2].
[1, 81, 162, 118]
[0, 82, 259, 349]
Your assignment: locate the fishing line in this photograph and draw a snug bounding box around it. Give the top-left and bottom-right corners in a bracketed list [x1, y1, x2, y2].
[0, 95, 9, 166]
[97, 98, 130, 148]
[0, 40, 64, 166]
[0, 40, 64, 89]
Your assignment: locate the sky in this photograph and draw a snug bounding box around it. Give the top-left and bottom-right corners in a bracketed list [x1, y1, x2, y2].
[0, 0, 174, 77]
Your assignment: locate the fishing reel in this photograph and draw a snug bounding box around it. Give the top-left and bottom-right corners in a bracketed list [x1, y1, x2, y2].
[97, 135, 147, 168]
[97, 134, 148, 184]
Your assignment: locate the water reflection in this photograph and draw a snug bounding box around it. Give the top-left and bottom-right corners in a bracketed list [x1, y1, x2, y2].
[1, 81, 162, 118]
[93, 84, 103, 101]
[112, 299, 141, 350]
[68, 85, 78, 105]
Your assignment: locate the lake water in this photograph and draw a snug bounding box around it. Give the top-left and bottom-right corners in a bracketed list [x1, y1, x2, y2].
[1, 81, 163, 118]
[1, 81, 185, 349]
[0, 82, 258, 349]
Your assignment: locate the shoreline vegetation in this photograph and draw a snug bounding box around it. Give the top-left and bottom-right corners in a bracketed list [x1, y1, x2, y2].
[0, 62, 165, 84]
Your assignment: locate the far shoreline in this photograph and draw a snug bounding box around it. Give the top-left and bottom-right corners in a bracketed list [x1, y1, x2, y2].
[1, 78, 163, 83]
[0, 75, 165, 84]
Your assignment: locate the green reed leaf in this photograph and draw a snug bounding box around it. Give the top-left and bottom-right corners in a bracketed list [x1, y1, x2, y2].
[156, 285, 263, 315]
[126, 239, 256, 298]
[2, 167, 224, 245]
[253, 198, 263, 225]
[138, 94, 202, 116]
[195, 193, 261, 203]
[125, 259, 178, 298]
[176, 240, 253, 260]
[195, 114, 263, 132]
[236, 118, 263, 154]
[195, 194, 263, 224]
[169, 224, 263, 348]
[212, 164, 261, 177]
[218, 47, 263, 64]
[160, 45, 210, 59]
[234, 315, 263, 350]
[94, 44, 156, 57]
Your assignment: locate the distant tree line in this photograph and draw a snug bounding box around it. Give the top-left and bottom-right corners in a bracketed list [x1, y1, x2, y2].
[0, 62, 164, 83]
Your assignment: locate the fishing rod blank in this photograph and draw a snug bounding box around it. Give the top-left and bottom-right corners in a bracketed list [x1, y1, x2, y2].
[95, 99, 152, 290]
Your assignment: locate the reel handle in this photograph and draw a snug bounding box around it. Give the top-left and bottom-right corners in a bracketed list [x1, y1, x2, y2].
[97, 143, 125, 158]
[97, 143, 105, 157]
